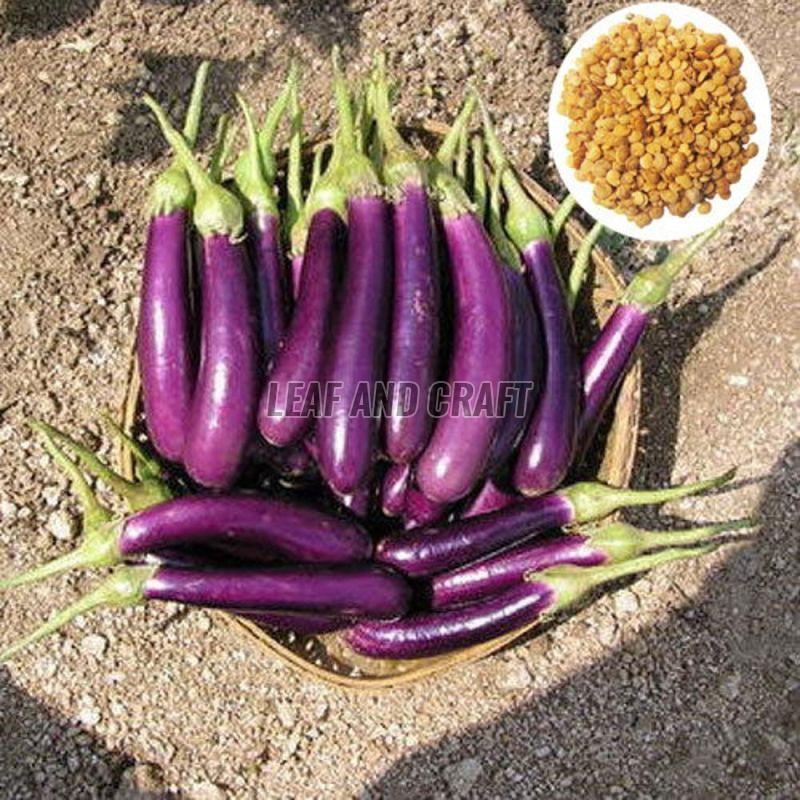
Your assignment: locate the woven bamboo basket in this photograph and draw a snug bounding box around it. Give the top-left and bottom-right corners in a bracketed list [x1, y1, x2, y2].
[118, 123, 641, 689]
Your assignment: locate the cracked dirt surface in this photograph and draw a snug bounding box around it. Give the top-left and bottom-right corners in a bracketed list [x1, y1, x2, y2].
[0, 1, 798, 798]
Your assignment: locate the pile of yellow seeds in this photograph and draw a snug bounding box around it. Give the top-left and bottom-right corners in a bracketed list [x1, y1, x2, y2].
[557, 13, 758, 227]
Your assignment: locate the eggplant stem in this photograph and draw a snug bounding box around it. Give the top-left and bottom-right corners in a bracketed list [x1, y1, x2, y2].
[624, 223, 723, 310]
[0, 566, 153, 663]
[565, 469, 737, 524]
[234, 93, 277, 216]
[0, 546, 92, 592]
[258, 60, 297, 181]
[99, 413, 161, 482]
[455, 124, 469, 183]
[437, 93, 476, 166]
[182, 61, 210, 148]
[567, 221, 603, 312]
[29, 420, 108, 524]
[208, 113, 231, 184]
[536, 545, 718, 612]
[285, 77, 303, 241]
[637, 517, 757, 550]
[478, 92, 550, 247]
[487, 164, 521, 270]
[471, 135, 487, 222]
[331, 46, 357, 153]
[550, 194, 576, 239]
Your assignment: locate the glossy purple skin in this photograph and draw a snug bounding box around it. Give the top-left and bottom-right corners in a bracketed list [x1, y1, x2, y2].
[377, 491, 574, 577]
[416, 212, 512, 503]
[512, 240, 581, 496]
[381, 462, 411, 517]
[431, 533, 605, 609]
[258, 209, 345, 447]
[248, 211, 288, 369]
[183, 234, 259, 489]
[578, 303, 649, 456]
[119, 494, 372, 564]
[485, 267, 542, 473]
[461, 478, 517, 519]
[143, 563, 412, 619]
[138, 210, 195, 463]
[239, 609, 346, 634]
[290, 253, 304, 301]
[402, 486, 447, 529]
[333, 479, 373, 519]
[317, 196, 393, 494]
[346, 580, 555, 659]
[384, 183, 440, 464]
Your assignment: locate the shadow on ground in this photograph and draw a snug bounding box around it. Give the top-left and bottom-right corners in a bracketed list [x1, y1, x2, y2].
[1, 0, 100, 41]
[367, 438, 799, 797]
[0, 669, 137, 798]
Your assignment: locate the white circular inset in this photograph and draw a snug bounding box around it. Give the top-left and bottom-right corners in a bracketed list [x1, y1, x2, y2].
[548, 1, 771, 241]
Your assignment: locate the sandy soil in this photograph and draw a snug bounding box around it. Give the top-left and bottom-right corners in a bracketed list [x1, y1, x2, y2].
[0, 1, 798, 798]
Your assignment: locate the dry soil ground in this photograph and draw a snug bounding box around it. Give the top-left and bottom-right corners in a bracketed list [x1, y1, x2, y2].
[0, 1, 798, 798]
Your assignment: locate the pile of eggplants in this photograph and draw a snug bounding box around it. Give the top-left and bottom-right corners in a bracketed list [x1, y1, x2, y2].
[0, 53, 750, 666]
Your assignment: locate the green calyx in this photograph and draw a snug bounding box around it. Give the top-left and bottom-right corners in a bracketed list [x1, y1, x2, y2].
[371, 53, 426, 191]
[143, 94, 244, 238]
[305, 48, 380, 221]
[567, 221, 604, 312]
[479, 92, 550, 249]
[624, 223, 723, 310]
[0, 418, 171, 593]
[0, 565, 155, 663]
[563, 468, 736, 525]
[233, 93, 278, 217]
[148, 61, 209, 217]
[471, 134, 487, 221]
[528, 545, 717, 614]
[587, 517, 756, 563]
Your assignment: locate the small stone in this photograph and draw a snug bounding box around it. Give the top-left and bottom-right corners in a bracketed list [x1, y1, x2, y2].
[497, 659, 532, 692]
[80, 634, 108, 658]
[0, 500, 18, 520]
[114, 763, 166, 800]
[614, 590, 639, 616]
[276, 702, 296, 730]
[727, 374, 749, 387]
[188, 781, 227, 800]
[534, 745, 551, 758]
[719, 671, 742, 700]
[78, 705, 101, 727]
[314, 698, 329, 721]
[48, 511, 76, 541]
[195, 612, 212, 633]
[85, 172, 102, 192]
[42, 486, 62, 508]
[443, 757, 482, 798]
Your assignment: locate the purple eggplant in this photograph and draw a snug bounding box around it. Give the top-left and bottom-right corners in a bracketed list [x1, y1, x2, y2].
[376, 469, 734, 577]
[347, 546, 713, 659]
[315, 52, 393, 495]
[403, 485, 448, 529]
[138, 62, 208, 463]
[0, 491, 373, 594]
[144, 96, 258, 490]
[0, 562, 413, 661]
[233, 75, 295, 368]
[481, 101, 580, 497]
[257, 208, 346, 446]
[431, 518, 752, 608]
[578, 225, 722, 457]
[415, 99, 512, 504]
[462, 154, 543, 517]
[373, 57, 440, 464]
[381, 462, 411, 518]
